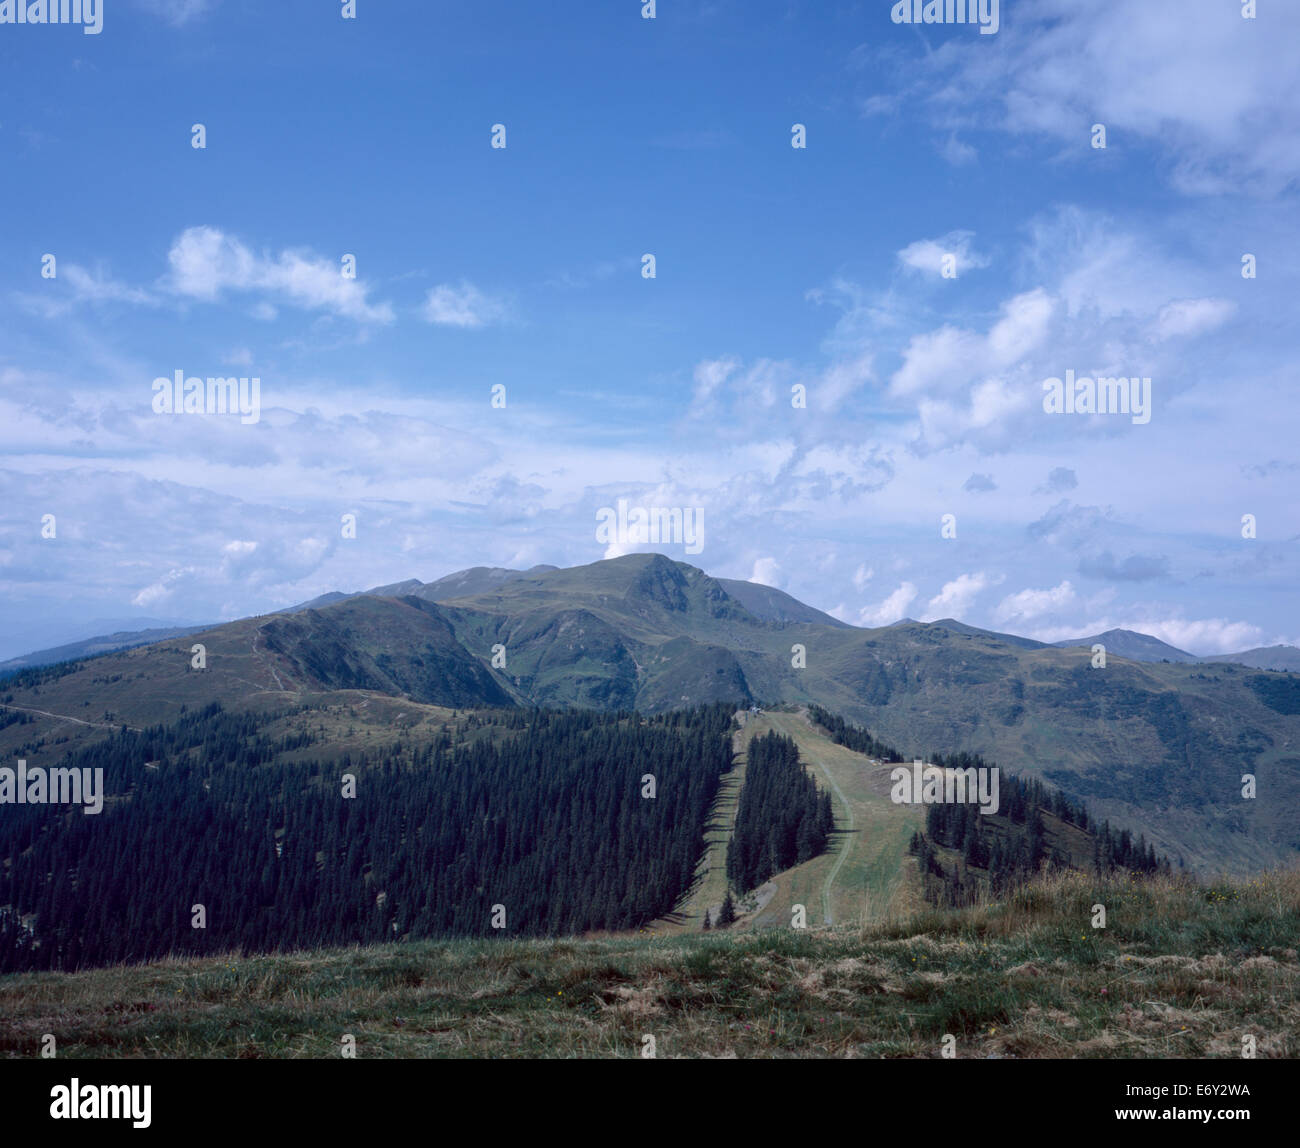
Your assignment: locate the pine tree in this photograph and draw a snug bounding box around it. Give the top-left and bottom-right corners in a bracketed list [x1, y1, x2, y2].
[717, 889, 737, 927]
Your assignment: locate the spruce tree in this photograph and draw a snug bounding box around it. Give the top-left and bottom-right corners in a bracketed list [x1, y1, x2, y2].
[717, 889, 737, 927]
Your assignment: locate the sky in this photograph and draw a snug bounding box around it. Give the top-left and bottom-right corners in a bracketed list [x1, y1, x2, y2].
[1, 0, 1298, 660]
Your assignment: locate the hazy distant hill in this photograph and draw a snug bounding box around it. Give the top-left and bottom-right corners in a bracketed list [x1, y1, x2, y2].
[716, 578, 851, 628]
[1203, 645, 1300, 672]
[2, 553, 1298, 874]
[1050, 630, 1300, 671]
[0, 623, 211, 678]
[1051, 628, 1199, 663]
[281, 565, 560, 614]
[899, 617, 1049, 651]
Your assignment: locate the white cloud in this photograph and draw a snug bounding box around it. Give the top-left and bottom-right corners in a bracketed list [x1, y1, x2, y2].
[995, 581, 1078, 626]
[1151, 298, 1236, 341]
[889, 326, 982, 398]
[890, 289, 1052, 398]
[1010, 612, 1267, 657]
[890, 0, 1300, 194]
[749, 557, 781, 587]
[856, 582, 917, 628]
[987, 289, 1055, 363]
[62, 265, 158, 306]
[897, 230, 989, 278]
[685, 352, 869, 425]
[915, 377, 1034, 451]
[131, 566, 198, 608]
[939, 135, 977, 166]
[166, 226, 394, 324]
[921, 572, 996, 621]
[422, 282, 507, 328]
[1135, 616, 1263, 656]
[691, 356, 741, 411]
[817, 353, 874, 410]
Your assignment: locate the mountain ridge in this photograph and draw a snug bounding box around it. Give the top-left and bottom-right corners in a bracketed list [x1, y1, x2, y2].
[2, 553, 1299, 874]
[5, 559, 1293, 675]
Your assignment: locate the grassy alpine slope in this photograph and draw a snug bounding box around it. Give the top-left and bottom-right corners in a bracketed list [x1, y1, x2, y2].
[2, 867, 1296, 1059]
[4, 554, 1299, 874]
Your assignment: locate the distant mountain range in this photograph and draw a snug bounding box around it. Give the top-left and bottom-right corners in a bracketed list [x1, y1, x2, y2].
[0, 622, 213, 674]
[1202, 645, 1300, 672]
[1, 553, 1298, 875]
[3, 566, 1291, 677]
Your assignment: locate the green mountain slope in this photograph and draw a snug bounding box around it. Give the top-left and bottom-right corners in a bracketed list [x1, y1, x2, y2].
[2, 553, 1298, 874]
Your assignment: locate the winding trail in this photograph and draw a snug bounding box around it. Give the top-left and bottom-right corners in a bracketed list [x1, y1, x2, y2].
[814, 753, 855, 925]
[251, 626, 290, 692]
[0, 702, 140, 732]
[770, 711, 855, 926]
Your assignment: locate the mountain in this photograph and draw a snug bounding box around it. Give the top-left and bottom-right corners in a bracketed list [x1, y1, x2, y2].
[0, 622, 212, 678]
[715, 579, 851, 628]
[417, 564, 560, 600]
[2, 552, 1299, 874]
[1203, 645, 1300, 672]
[281, 565, 559, 614]
[1051, 628, 1199, 663]
[910, 618, 1050, 651]
[258, 595, 515, 706]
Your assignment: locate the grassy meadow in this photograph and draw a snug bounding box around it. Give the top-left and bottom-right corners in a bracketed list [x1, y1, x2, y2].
[3, 867, 1296, 1059]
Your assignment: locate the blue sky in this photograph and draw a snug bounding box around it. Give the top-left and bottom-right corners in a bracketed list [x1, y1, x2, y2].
[1, 0, 1298, 660]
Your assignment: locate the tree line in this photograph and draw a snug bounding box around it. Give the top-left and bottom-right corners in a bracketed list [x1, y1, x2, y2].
[725, 730, 834, 895]
[0, 702, 737, 972]
[910, 762, 1168, 906]
[807, 704, 903, 762]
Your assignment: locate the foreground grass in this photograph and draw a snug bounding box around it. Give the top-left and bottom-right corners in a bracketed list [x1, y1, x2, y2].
[2, 868, 1297, 1059]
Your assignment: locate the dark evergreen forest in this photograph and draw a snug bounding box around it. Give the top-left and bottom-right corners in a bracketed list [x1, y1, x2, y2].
[807, 704, 902, 761]
[0, 702, 736, 971]
[726, 730, 834, 893]
[808, 706, 1168, 906]
[909, 753, 1168, 906]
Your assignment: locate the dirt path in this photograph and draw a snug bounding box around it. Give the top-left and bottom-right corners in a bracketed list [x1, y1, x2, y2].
[808, 737, 856, 925]
[0, 702, 139, 732]
[649, 711, 753, 932]
[252, 626, 291, 692]
[756, 709, 923, 928]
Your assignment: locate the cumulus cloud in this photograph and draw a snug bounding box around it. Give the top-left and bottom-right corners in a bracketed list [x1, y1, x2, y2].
[995, 581, 1078, 626]
[890, 288, 1053, 398]
[166, 227, 394, 323]
[920, 572, 996, 621]
[856, 582, 917, 628]
[1035, 615, 1266, 657]
[872, 0, 1300, 194]
[897, 230, 989, 278]
[131, 566, 199, 608]
[1136, 617, 1263, 655]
